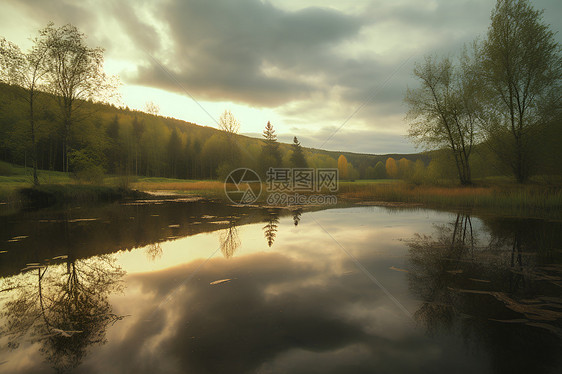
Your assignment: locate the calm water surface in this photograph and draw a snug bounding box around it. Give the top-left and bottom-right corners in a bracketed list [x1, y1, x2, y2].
[0, 202, 561, 373]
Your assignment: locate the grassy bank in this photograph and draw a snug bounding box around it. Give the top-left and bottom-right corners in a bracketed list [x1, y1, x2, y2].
[0, 162, 148, 208]
[2, 161, 561, 216]
[338, 181, 562, 216]
[0, 161, 73, 204]
[19, 184, 147, 208]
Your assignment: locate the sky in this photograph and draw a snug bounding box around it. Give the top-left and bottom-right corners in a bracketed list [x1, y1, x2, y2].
[0, 0, 560, 154]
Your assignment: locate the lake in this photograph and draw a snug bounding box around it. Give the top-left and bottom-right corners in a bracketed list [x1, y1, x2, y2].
[0, 201, 561, 373]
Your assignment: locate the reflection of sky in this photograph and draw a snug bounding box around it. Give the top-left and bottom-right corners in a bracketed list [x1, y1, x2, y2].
[2, 207, 489, 373]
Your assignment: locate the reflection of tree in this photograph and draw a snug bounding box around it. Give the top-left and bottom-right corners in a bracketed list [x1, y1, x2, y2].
[408, 213, 475, 333]
[263, 211, 280, 247]
[145, 242, 163, 261]
[219, 221, 240, 259]
[0, 255, 125, 373]
[292, 209, 302, 227]
[407, 213, 562, 373]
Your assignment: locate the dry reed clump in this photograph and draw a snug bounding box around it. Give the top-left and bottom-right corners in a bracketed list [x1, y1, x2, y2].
[337, 182, 562, 212]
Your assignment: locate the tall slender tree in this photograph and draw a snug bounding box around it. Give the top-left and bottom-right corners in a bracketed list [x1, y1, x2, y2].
[218, 109, 241, 170]
[0, 36, 49, 184]
[41, 23, 118, 172]
[481, 0, 562, 183]
[260, 121, 282, 172]
[405, 53, 481, 185]
[337, 155, 349, 180]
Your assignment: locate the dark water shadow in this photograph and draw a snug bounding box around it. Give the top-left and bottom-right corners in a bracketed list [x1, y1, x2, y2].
[407, 212, 562, 373]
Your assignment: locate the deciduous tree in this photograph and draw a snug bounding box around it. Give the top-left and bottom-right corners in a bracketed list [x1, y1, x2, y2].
[405, 52, 481, 185]
[41, 23, 118, 172]
[481, 0, 562, 183]
[0, 36, 49, 184]
[337, 155, 349, 180]
[385, 157, 398, 178]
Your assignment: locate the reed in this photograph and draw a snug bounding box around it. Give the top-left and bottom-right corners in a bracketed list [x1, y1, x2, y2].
[338, 181, 562, 214]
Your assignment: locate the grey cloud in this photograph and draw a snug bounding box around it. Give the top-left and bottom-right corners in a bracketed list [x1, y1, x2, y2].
[128, 0, 368, 106]
[5, 0, 561, 143]
[107, 1, 161, 54]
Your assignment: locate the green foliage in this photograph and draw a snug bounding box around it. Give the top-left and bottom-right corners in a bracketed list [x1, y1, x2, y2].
[373, 161, 386, 179]
[19, 184, 144, 208]
[405, 53, 480, 185]
[68, 149, 105, 184]
[290, 136, 307, 168]
[480, 0, 561, 183]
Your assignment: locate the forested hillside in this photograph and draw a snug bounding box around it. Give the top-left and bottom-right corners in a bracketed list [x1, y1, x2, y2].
[0, 82, 428, 181]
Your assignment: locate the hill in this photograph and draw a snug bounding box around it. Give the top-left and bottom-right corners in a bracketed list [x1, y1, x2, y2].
[0, 82, 425, 180]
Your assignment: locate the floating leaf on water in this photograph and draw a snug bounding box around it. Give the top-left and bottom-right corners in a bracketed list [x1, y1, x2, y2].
[389, 266, 409, 273]
[0, 251, 7, 254]
[21, 265, 46, 272]
[446, 269, 463, 274]
[210, 279, 232, 285]
[26, 263, 40, 266]
[68, 218, 98, 223]
[52, 255, 68, 260]
[469, 278, 491, 283]
[11, 236, 29, 240]
[202, 215, 216, 219]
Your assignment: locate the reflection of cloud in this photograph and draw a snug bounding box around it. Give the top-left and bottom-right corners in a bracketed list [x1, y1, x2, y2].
[78, 245, 485, 374]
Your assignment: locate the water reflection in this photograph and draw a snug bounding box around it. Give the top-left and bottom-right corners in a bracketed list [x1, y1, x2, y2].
[1, 204, 561, 373]
[0, 255, 125, 372]
[0, 201, 293, 277]
[145, 242, 163, 261]
[263, 210, 280, 247]
[219, 221, 241, 259]
[407, 212, 562, 373]
[293, 209, 302, 226]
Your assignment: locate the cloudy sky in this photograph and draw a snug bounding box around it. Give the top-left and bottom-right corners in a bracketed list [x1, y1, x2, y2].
[1, 0, 560, 154]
